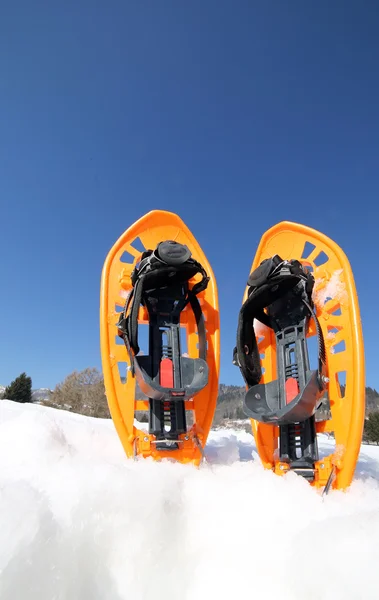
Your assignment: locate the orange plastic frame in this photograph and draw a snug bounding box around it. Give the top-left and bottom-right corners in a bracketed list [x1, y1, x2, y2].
[100, 210, 220, 465]
[245, 221, 365, 490]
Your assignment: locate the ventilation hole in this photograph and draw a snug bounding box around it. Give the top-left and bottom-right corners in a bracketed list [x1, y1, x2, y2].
[134, 410, 149, 423]
[260, 353, 265, 360]
[131, 237, 146, 253]
[326, 300, 342, 316]
[258, 336, 264, 344]
[306, 334, 319, 371]
[186, 411, 194, 428]
[324, 296, 333, 305]
[335, 371, 346, 398]
[316, 432, 336, 459]
[301, 241, 316, 259]
[336, 370, 346, 386]
[304, 264, 314, 273]
[327, 326, 341, 334]
[180, 327, 188, 355]
[314, 251, 329, 267]
[120, 250, 136, 263]
[332, 340, 346, 354]
[118, 362, 128, 383]
[261, 367, 266, 375]
[115, 335, 124, 346]
[115, 304, 123, 313]
[289, 345, 296, 365]
[136, 324, 149, 355]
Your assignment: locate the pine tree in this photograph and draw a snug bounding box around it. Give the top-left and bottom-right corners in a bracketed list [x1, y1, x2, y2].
[364, 412, 379, 445]
[4, 372, 32, 403]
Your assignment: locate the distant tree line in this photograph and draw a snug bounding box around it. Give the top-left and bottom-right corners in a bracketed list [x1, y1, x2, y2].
[0, 369, 110, 418]
[2, 371, 379, 443]
[363, 412, 379, 445]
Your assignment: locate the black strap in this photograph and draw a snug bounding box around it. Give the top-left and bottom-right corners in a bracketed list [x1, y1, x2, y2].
[302, 298, 326, 376]
[117, 241, 209, 363]
[188, 291, 207, 361]
[234, 256, 325, 386]
[128, 276, 144, 354]
[117, 289, 136, 375]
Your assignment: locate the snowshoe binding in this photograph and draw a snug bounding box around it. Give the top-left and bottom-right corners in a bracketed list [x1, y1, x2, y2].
[234, 221, 365, 491]
[100, 210, 220, 464]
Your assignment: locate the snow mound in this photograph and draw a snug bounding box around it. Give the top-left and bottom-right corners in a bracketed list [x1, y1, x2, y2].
[1, 400, 379, 600]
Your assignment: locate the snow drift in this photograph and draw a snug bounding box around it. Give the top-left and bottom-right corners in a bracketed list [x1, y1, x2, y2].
[1, 400, 379, 600]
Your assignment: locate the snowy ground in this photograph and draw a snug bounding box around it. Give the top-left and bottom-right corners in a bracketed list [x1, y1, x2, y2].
[1, 400, 379, 600]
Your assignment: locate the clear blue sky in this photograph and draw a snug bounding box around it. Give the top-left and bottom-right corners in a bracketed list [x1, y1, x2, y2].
[1, 1, 378, 390]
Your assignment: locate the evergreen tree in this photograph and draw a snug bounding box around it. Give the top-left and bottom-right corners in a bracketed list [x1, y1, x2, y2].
[364, 412, 379, 445]
[4, 372, 32, 403]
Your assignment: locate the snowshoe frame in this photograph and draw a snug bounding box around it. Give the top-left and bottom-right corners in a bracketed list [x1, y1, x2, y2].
[237, 221, 365, 491]
[100, 210, 220, 464]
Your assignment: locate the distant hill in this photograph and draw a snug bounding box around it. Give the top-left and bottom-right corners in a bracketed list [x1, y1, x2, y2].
[366, 387, 379, 413]
[31, 388, 53, 403]
[214, 383, 379, 425]
[0, 386, 53, 404]
[2, 382, 378, 426]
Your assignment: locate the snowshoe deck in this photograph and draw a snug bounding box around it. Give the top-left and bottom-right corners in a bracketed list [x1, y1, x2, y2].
[100, 210, 220, 464]
[234, 221, 365, 490]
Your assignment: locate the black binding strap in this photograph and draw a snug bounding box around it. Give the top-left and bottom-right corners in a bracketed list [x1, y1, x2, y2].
[117, 240, 209, 368]
[234, 255, 326, 387]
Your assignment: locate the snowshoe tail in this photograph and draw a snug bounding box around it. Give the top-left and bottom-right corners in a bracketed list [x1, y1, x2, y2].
[234, 221, 365, 490]
[100, 210, 220, 464]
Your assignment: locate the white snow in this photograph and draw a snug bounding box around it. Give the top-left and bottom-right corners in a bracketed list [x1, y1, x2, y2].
[1, 400, 379, 600]
[313, 268, 348, 309]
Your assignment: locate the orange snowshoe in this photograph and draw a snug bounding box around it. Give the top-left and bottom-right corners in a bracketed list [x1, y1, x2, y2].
[100, 210, 220, 465]
[233, 221, 365, 492]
